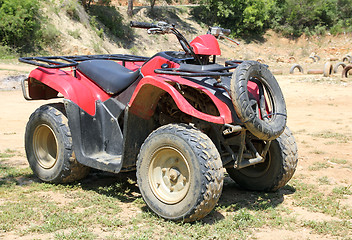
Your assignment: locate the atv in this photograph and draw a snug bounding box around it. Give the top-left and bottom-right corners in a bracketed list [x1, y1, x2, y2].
[19, 21, 298, 222]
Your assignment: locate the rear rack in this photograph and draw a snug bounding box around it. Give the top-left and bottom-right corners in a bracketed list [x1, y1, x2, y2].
[19, 54, 150, 69]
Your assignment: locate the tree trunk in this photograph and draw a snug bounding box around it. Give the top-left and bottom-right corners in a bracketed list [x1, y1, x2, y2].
[128, 0, 133, 17]
[151, 0, 156, 10]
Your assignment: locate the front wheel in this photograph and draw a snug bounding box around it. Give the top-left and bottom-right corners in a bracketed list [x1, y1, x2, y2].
[137, 124, 224, 222]
[25, 104, 90, 183]
[227, 127, 298, 192]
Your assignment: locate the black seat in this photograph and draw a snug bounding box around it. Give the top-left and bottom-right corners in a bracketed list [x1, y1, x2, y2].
[77, 60, 140, 94]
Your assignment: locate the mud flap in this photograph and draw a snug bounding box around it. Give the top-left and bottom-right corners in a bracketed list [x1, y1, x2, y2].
[64, 98, 125, 173]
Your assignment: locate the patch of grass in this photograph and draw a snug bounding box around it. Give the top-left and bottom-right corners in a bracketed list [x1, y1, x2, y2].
[54, 227, 96, 240]
[311, 131, 351, 143]
[0, 149, 17, 159]
[318, 176, 330, 185]
[310, 149, 325, 155]
[332, 186, 352, 197]
[308, 162, 331, 171]
[291, 180, 352, 219]
[2, 158, 349, 239]
[303, 220, 352, 237]
[68, 29, 81, 39]
[329, 158, 348, 165]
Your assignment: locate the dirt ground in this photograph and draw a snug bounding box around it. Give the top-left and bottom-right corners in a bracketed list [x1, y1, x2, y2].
[0, 61, 352, 239]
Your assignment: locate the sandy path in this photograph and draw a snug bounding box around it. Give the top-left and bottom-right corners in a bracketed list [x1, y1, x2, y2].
[0, 91, 57, 152]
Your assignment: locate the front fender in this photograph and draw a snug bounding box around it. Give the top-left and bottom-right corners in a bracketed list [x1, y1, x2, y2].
[128, 75, 234, 124]
[28, 67, 110, 115]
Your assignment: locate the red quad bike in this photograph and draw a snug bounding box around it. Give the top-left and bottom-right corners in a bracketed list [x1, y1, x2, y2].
[19, 21, 298, 222]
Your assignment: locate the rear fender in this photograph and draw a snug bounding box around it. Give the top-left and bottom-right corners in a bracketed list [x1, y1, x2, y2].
[28, 67, 110, 115]
[128, 75, 234, 124]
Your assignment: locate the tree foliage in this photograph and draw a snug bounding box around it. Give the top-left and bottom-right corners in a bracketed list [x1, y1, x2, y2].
[195, 0, 275, 36]
[194, 0, 352, 37]
[0, 0, 41, 49]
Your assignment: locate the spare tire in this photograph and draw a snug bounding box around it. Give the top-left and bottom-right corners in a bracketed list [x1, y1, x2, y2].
[230, 61, 287, 141]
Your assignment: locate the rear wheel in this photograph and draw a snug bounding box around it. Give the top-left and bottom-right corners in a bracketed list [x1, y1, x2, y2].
[227, 127, 298, 192]
[25, 103, 90, 183]
[137, 124, 224, 222]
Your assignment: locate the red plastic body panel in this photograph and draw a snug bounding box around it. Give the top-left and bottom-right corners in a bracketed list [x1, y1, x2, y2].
[140, 56, 179, 76]
[130, 56, 234, 124]
[247, 81, 259, 101]
[190, 35, 221, 56]
[28, 67, 110, 115]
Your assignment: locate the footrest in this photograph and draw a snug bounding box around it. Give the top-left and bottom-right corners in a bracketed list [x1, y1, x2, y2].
[82, 153, 122, 173]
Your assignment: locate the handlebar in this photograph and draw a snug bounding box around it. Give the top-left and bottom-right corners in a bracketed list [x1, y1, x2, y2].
[221, 28, 231, 35]
[129, 21, 202, 63]
[208, 26, 239, 45]
[208, 27, 231, 37]
[130, 21, 158, 29]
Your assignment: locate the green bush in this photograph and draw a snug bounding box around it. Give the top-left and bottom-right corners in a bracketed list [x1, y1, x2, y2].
[192, 0, 275, 36]
[193, 0, 352, 38]
[0, 0, 61, 53]
[0, 44, 15, 59]
[272, 0, 337, 36]
[0, 0, 41, 50]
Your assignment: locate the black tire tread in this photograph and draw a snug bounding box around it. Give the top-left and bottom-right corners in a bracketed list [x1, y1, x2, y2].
[270, 127, 298, 191]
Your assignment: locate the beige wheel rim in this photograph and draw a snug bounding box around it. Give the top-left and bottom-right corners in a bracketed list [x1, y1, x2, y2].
[33, 124, 58, 169]
[148, 146, 191, 204]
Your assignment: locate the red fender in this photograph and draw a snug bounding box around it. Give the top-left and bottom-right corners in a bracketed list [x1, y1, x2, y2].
[128, 75, 234, 124]
[28, 67, 110, 115]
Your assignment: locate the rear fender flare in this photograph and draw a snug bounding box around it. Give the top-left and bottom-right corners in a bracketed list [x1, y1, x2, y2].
[28, 67, 110, 115]
[128, 75, 233, 124]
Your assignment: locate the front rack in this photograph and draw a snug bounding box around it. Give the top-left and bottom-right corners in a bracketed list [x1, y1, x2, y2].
[154, 60, 243, 78]
[19, 54, 150, 69]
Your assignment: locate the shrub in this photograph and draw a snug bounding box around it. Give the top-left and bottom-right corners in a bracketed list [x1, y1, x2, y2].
[194, 0, 352, 38]
[0, 0, 41, 51]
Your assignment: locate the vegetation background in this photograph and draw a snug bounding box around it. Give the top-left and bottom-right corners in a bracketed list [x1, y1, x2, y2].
[1, 0, 352, 56]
